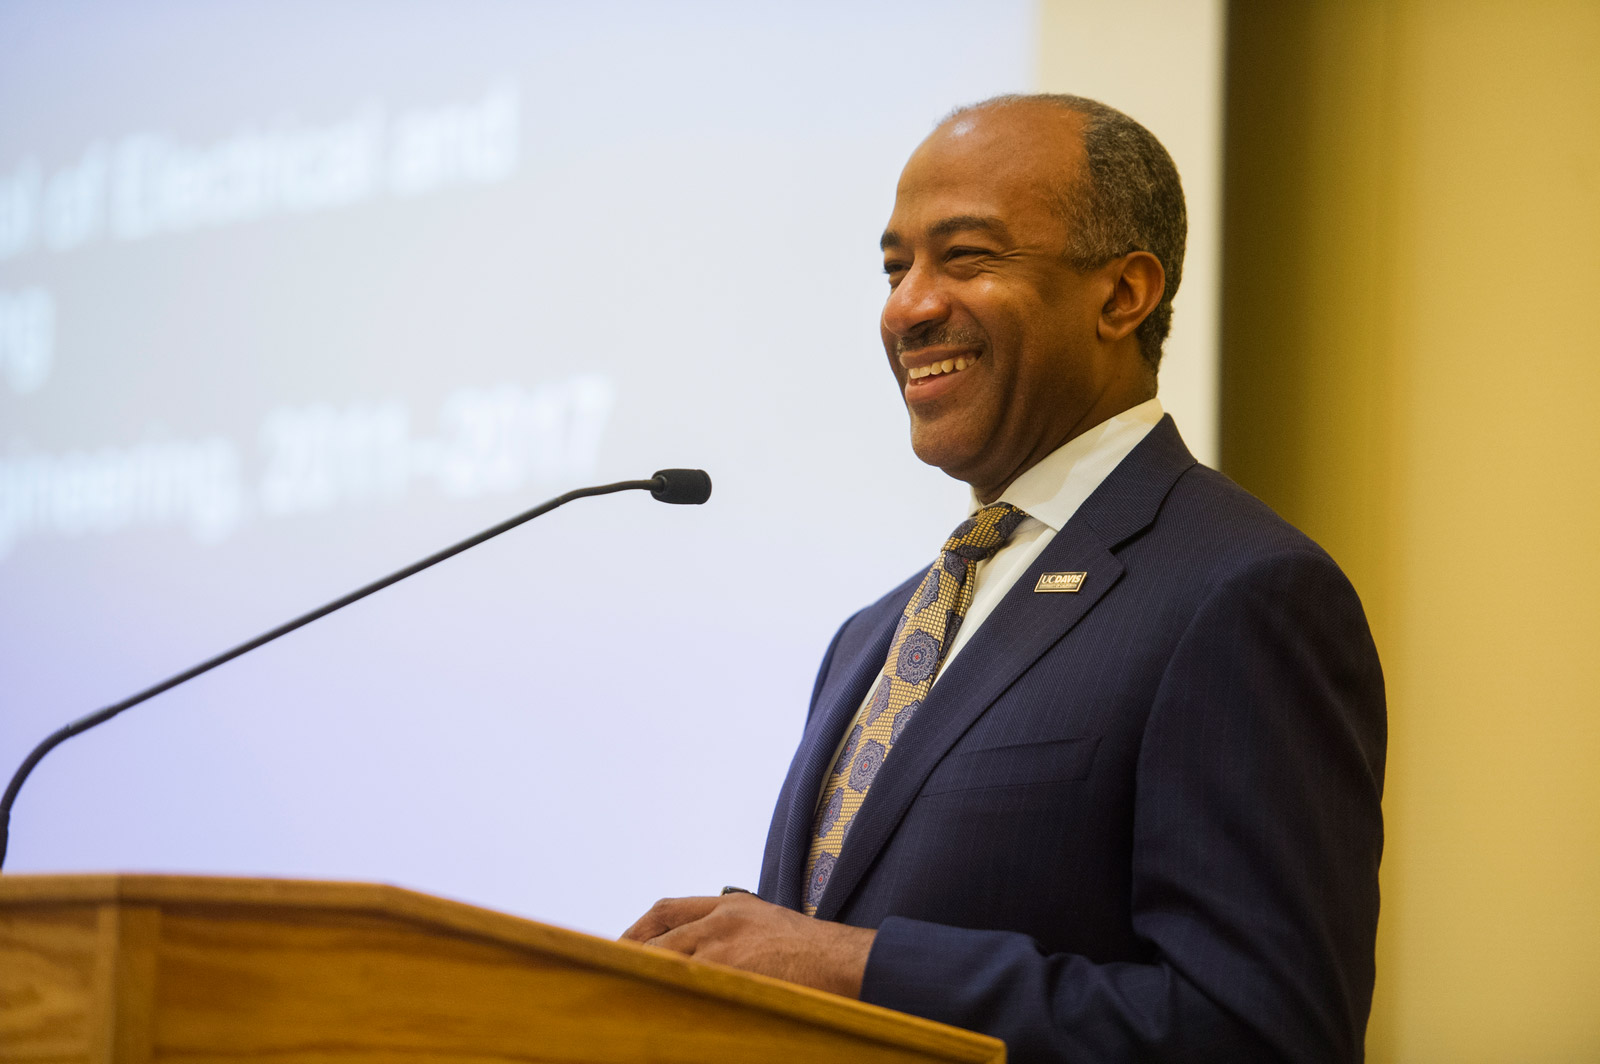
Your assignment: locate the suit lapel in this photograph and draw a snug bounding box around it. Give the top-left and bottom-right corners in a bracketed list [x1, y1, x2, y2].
[768, 581, 910, 910]
[813, 416, 1197, 920]
[811, 524, 1121, 919]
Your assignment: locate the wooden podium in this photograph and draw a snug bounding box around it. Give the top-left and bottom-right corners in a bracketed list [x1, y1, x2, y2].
[0, 874, 1004, 1063]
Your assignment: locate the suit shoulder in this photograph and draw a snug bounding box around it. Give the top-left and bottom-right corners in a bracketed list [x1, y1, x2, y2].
[1129, 463, 1370, 621]
[1158, 464, 1340, 568]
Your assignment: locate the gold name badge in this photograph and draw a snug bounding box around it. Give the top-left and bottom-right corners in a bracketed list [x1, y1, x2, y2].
[1035, 571, 1087, 593]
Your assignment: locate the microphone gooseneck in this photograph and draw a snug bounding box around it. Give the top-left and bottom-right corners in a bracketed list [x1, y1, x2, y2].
[0, 469, 712, 871]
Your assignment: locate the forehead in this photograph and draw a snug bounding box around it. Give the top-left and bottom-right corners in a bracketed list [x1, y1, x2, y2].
[885, 105, 1083, 243]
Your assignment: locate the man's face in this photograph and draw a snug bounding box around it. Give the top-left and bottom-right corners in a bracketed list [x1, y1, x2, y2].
[880, 105, 1121, 502]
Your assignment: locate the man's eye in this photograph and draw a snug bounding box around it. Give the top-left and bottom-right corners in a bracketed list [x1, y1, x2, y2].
[883, 262, 908, 285]
[947, 246, 988, 259]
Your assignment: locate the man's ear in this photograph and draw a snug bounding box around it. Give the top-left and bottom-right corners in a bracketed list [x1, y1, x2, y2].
[1097, 251, 1165, 343]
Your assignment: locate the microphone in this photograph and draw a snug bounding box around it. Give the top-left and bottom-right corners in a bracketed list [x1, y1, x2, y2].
[0, 469, 712, 870]
[651, 467, 712, 505]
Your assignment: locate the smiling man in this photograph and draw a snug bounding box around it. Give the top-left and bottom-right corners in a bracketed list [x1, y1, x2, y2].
[624, 96, 1386, 1064]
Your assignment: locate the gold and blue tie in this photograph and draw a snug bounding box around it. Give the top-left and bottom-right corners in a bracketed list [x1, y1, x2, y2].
[802, 502, 1029, 915]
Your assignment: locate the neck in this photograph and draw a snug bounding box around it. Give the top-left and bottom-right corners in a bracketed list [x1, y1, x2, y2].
[968, 386, 1157, 505]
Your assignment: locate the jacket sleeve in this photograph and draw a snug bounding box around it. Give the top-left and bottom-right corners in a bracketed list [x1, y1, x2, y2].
[858, 549, 1387, 1064]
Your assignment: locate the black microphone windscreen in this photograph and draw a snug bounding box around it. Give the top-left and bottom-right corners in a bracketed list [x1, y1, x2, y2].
[650, 468, 712, 505]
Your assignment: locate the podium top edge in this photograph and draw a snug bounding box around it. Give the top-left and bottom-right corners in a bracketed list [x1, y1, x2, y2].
[0, 873, 1006, 1063]
[0, 872, 431, 910]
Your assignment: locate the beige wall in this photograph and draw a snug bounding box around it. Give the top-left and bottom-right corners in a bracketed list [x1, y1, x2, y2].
[1035, 0, 1225, 466]
[1044, 0, 1600, 1058]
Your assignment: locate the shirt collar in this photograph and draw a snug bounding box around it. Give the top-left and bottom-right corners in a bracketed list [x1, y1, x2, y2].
[968, 397, 1166, 532]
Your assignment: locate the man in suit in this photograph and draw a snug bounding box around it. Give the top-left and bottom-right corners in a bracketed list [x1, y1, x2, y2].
[623, 95, 1385, 1063]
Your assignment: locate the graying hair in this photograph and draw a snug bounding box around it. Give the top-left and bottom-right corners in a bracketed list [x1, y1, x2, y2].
[945, 94, 1188, 369]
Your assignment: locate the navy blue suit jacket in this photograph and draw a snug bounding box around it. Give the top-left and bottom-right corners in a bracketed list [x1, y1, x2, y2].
[757, 417, 1386, 1063]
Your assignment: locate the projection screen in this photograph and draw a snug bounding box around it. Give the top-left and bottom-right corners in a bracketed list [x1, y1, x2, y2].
[0, 0, 1221, 935]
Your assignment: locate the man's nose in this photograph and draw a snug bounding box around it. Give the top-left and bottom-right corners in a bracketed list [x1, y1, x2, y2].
[881, 263, 950, 339]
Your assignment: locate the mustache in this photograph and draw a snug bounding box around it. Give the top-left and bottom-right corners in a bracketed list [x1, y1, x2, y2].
[895, 325, 986, 355]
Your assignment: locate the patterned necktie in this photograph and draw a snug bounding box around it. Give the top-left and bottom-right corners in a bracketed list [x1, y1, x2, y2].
[802, 502, 1029, 915]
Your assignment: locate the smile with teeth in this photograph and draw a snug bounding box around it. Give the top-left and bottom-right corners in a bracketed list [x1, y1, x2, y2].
[907, 354, 979, 381]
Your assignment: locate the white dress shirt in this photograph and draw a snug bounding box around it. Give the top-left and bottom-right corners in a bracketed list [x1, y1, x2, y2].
[847, 397, 1166, 727]
[939, 396, 1165, 674]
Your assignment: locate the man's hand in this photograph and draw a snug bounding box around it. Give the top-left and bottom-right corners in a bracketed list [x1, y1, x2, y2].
[620, 892, 876, 999]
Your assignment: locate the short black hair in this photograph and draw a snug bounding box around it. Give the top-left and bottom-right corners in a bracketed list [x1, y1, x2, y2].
[945, 94, 1188, 369]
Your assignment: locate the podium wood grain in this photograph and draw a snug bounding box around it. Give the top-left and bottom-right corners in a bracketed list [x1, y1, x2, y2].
[0, 875, 1004, 1064]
